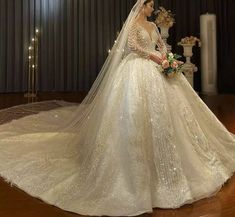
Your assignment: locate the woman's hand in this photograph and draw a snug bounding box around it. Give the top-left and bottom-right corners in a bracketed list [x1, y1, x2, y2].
[149, 53, 163, 65]
[161, 53, 167, 61]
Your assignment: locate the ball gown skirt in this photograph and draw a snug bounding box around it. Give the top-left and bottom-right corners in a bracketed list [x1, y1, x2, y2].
[0, 52, 235, 216]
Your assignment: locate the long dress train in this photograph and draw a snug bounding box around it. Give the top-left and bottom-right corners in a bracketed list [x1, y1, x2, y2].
[0, 22, 235, 216]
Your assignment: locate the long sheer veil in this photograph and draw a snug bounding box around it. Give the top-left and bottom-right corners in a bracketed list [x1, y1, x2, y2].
[0, 0, 146, 141]
[62, 0, 146, 129]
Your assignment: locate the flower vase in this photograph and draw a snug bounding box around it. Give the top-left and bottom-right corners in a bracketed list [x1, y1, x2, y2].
[181, 44, 194, 67]
[159, 26, 172, 51]
[180, 44, 198, 88]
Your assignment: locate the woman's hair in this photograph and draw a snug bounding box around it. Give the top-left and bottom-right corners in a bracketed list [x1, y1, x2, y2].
[144, 0, 153, 5]
[143, 0, 156, 21]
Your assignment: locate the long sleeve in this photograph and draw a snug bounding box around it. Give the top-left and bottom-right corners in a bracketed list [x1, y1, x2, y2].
[127, 23, 150, 59]
[153, 23, 168, 54]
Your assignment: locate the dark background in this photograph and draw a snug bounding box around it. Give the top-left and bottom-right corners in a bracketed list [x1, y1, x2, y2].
[0, 0, 234, 93]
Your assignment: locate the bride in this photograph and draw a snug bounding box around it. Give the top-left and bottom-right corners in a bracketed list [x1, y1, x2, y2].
[0, 0, 235, 216]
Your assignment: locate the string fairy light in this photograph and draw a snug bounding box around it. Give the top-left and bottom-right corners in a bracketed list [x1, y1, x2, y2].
[24, 28, 40, 99]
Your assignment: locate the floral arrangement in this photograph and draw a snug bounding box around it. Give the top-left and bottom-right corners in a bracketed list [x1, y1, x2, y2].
[161, 52, 184, 77]
[178, 36, 201, 47]
[154, 7, 175, 28]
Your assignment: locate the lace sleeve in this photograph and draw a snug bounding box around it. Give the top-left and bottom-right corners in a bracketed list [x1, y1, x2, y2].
[152, 23, 168, 54]
[127, 23, 150, 59]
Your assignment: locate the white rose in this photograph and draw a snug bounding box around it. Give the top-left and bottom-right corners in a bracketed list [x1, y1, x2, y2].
[168, 52, 174, 58]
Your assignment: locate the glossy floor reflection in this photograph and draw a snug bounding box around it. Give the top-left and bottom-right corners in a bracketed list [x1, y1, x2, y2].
[0, 93, 235, 217]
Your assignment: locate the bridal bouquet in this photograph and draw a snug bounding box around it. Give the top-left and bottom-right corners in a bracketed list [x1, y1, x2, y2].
[161, 52, 184, 77]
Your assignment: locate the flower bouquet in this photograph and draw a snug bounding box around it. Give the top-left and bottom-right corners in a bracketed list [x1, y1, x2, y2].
[154, 6, 175, 28]
[177, 36, 201, 47]
[161, 52, 184, 77]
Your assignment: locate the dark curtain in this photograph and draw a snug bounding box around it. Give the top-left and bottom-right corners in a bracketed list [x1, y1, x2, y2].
[0, 0, 135, 92]
[0, 0, 234, 93]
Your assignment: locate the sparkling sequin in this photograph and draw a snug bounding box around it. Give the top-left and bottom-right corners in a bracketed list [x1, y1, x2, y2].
[0, 20, 234, 217]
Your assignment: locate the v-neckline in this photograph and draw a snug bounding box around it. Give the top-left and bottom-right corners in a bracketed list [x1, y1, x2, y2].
[137, 24, 154, 42]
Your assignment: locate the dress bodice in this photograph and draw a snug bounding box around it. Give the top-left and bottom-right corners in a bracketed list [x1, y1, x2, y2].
[136, 25, 158, 52]
[127, 22, 167, 59]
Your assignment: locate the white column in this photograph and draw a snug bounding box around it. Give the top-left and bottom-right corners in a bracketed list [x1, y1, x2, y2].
[200, 14, 217, 95]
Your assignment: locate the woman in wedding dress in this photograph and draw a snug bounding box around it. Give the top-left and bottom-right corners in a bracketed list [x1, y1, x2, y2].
[0, 0, 235, 216]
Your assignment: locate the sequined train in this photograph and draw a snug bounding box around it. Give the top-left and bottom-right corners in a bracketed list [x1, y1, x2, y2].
[0, 21, 234, 216]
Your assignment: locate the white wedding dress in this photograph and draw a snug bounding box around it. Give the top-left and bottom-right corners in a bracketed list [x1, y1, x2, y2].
[0, 20, 235, 216]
